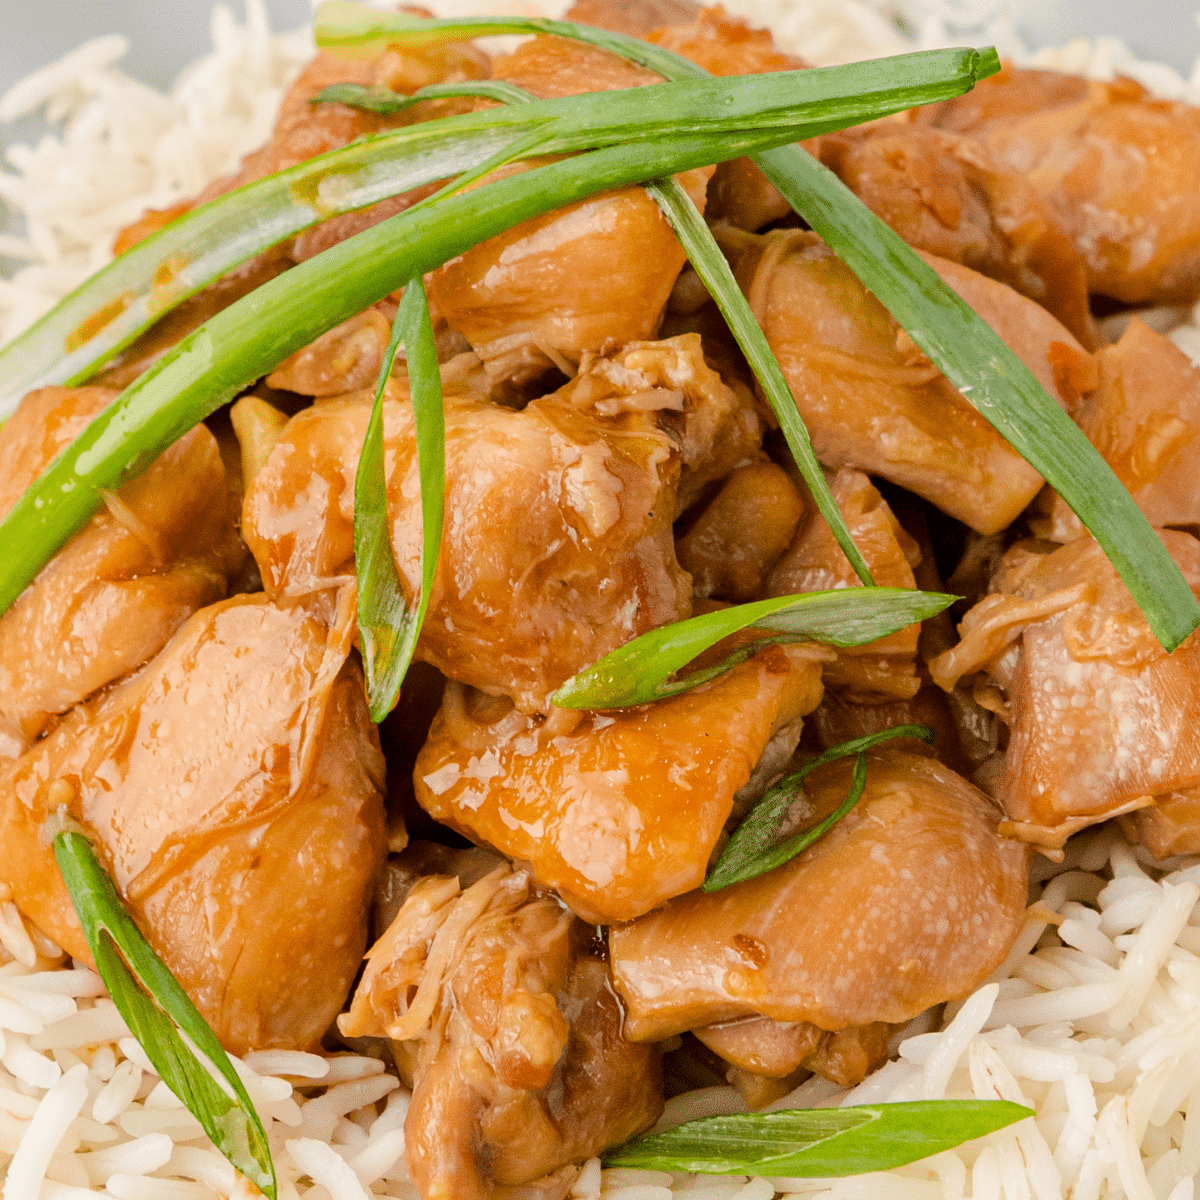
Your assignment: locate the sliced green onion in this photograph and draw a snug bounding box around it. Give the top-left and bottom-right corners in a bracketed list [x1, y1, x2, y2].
[552, 589, 954, 710]
[603, 1099, 1032, 1176]
[0, 49, 991, 420]
[355, 278, 445, 722]
[327, 7, 1199, 650]
[312, 79, 536, 113]
[705, 723, 935, 891]
[648, 176, 872, 586]
[2, 100, 998, 619]
[52, 826, 275, 1198]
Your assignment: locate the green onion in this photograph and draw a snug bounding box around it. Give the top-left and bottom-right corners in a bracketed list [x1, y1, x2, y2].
[355, 278, 445, 722]
[312, 79, 536, 113]
[0, 48, 998, 621]
[552, 589, 954, 710]
[52, 825, 275, 1198]
[319, 6, 1200, 650]
[648, 176, 872, 586]
[704, 723, 935, 891]
[0, 50, 991, 421]
[603, 1099, 1032, 1176]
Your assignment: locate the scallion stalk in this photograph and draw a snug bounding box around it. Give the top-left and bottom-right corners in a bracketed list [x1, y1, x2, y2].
[603, 1099, 1032, 1175]
[552, 589, 954, 709]
[648, 176, 872, 585]
[52, 824, 276, 1198]
[704, 723, 936, 891]
[355, 278, 445, 721]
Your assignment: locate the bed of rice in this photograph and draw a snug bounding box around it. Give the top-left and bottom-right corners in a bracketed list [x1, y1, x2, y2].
[4, 3, 1200, 1198]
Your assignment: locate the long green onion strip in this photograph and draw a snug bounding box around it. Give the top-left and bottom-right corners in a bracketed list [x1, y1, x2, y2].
[318, 6, 1200, 650]
[312, 78, 536, 113]
[603, 1099, 1033, 1176]
[0, 50, 991, 420]
[51, 824, 276, 1198]
[552, 589, 954, 709]
[355, 278, 446, 721]
[647, 176, 871, 585]
[705, 723, 935, 891]
[0, 48, 1002, 617]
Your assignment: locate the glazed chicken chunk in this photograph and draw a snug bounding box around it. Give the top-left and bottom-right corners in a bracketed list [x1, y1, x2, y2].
[733, 231, 1094, 533]
[244, 335, 759, 712]
[610, 750, 1029, 1039]
[0, 594, 386, 1053]
[930, 532, 1200, 849]
[0, 386, 245, 754]
[414, 641, 826, 923]
[1036, 317, 1200, 538]
[427, 35, 713, 389]
[340, 861, 662, 1200]
[917, 66, 1200, 305]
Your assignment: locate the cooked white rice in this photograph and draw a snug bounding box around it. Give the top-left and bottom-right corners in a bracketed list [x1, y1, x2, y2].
[5, 3, 1200, 1199]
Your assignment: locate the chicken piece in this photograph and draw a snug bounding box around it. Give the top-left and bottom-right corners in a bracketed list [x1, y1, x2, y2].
[0, 386, 245, 748]
[415, 642, 827, 923]
[764, 466, 922, 703]
[1123, 787, 1200, 861]
[245, 336, 752, 711]
[916, 66, 1200, 305]
[241, 394, 370, 599]
[818, 125, 1094, 347]
[676, 460, 806, 602]
[0, 593, 386, 1053]
[427, 35, 711, 388]
[736, 230, 1094, 533]
[929, 533, 1200, 849]
[340, 864, 662, 1200]
[610, 749, 1029, 1039]
[565, 0, 699, 39]
[695, 1014, 893, 1094]
[1036, 318, 1200, 539]
[266, 308, 393, 398]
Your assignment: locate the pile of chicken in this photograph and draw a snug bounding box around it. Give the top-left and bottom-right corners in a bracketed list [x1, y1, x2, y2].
[4, 4, 1200, 1198]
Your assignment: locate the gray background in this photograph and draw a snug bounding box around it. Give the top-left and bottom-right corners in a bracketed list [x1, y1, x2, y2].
[0, 1, 1196, 160]
[1, 1, 1197, 99]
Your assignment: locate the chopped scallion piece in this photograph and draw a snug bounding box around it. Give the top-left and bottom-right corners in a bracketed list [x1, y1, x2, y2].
[51, 823, 276, 1198]
[705, 723, 936, 891]
[355, 278, 445, 721]
[603, 1099, 1032, 1176]
[312, 79, 536, 112]
[552, 589, 954, 710]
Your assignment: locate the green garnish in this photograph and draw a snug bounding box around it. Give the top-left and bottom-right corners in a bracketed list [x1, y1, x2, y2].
[0, 49, 999, 619]
[705, 723, 936, 891]
[603, 1099, 1032, 1175]
[552, 589, 954, 709]
[0, 48, 991, 420]
[355, 278, 445, 722]
[648, 176, 872, 586]
[314, 4, 1200, 651]
[52, 826, 275, 1198]
[312, 79, 537, 113]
